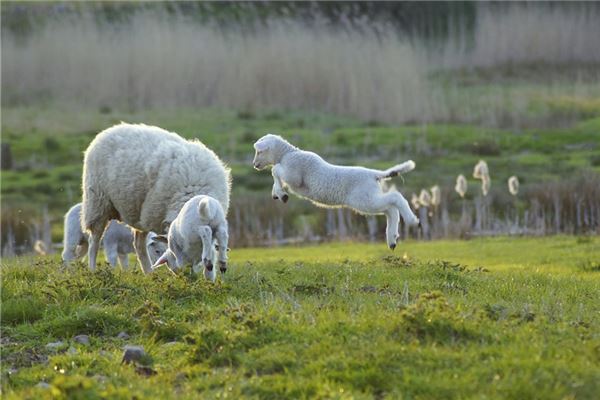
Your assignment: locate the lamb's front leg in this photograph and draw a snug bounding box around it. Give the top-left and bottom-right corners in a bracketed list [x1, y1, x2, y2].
[271, 164, 289, 203]
[215, 227, 229, 274]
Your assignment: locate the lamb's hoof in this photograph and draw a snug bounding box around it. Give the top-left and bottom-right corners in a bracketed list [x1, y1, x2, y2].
[389, 243, 396, 251]
[282, 194, 289, 203]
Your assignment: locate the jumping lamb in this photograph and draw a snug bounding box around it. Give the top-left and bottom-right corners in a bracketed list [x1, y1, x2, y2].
[152, 195, 229, 281]
[62, 203, 166, 267]
[252, 134, 418, 250]
[81, 123, 231, 273]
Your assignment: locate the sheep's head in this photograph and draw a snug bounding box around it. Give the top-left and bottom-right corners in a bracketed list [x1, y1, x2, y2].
[253, 134, 285, 170]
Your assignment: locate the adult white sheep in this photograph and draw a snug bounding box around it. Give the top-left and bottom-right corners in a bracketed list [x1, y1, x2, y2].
[152, 195, 228, 281]
[81, 123, 231, 273]
[252, 134, 418, 250]
[62, 203, 166, 267]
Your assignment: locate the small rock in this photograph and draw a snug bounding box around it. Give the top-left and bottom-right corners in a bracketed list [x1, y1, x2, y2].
[46, 341, 65, 350]
[36, 382, 51, 389]
[116, 331, 130, 340]
[73, 334, 90, 346]
[121, 345, 146, 365]
[67, 346, 78, 355]
[164, 341, 179, 347]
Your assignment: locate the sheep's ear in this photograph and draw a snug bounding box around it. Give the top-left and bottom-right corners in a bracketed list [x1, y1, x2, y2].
[151, 252, 169, 270]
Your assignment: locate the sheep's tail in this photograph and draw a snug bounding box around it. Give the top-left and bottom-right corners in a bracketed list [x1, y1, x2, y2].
[377, 160, 416, 180]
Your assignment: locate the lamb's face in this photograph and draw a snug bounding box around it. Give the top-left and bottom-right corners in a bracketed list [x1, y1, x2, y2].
[253, 135, 278, 170]
[146, 234, 168, 265]
[152, 248, 179, 272]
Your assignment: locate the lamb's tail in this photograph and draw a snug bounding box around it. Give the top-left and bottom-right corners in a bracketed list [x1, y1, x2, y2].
[377, 160, 416, 180]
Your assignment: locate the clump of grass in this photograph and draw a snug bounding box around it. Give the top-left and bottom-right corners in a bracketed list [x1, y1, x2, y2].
[394, 291, 479, 344]
[1, 296, 46, 325]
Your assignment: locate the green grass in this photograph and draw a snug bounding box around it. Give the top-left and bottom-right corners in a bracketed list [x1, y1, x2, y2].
[2, 236, 599, 399]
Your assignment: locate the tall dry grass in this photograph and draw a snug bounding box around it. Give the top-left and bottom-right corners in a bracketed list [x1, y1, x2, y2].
[3, 3, 600, 125]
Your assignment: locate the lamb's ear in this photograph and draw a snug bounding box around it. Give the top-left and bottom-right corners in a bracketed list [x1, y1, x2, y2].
[198, 198, 214, 220]
[254, 140, 269, 152]
[152, 234, 168, 244]
[151, 252, 169, 270]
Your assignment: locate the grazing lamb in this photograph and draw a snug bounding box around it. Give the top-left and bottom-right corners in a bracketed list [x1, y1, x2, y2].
[82, 123, 231, 273]
[152, 195, 229, 282]
[252, 134, 418, 250]
[62, 203, 166, 267]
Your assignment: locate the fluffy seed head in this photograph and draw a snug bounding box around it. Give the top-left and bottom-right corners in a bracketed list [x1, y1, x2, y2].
[455, 174, 467, 198]
[508, 176, 519, 196]
[418, 189, 432, 207]
[473, 160, 489, 180]
[481, 175, 491, 196]
[411, 193, 420, 210]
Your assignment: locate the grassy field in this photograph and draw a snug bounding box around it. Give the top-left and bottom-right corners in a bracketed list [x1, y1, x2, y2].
[2, 236, 599, 399]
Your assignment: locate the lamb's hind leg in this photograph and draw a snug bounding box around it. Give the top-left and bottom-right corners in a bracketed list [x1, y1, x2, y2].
[348, 191, 401, 250]
[388, 191, 419, 227]
[384, 208, 400, 250]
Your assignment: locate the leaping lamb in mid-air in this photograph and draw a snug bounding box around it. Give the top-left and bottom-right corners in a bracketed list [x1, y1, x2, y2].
[252, 134, 419, 250]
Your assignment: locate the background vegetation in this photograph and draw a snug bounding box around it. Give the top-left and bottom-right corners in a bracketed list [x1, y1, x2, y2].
[1, 1, 599, 252]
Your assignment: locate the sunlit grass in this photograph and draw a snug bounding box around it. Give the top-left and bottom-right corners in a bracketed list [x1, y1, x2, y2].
[2, 236, 599, 399]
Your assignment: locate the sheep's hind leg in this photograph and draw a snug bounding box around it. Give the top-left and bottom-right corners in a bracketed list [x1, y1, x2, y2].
[134, 231, 152, 274]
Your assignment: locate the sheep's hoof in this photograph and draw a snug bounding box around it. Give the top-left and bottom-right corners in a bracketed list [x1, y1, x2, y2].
[282, 194, 289, 203]
[389, 243, 396, 251]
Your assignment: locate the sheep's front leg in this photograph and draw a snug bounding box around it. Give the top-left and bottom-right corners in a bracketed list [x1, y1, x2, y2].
[134, 230, 152, 274]
[271, 164, 289, 203]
